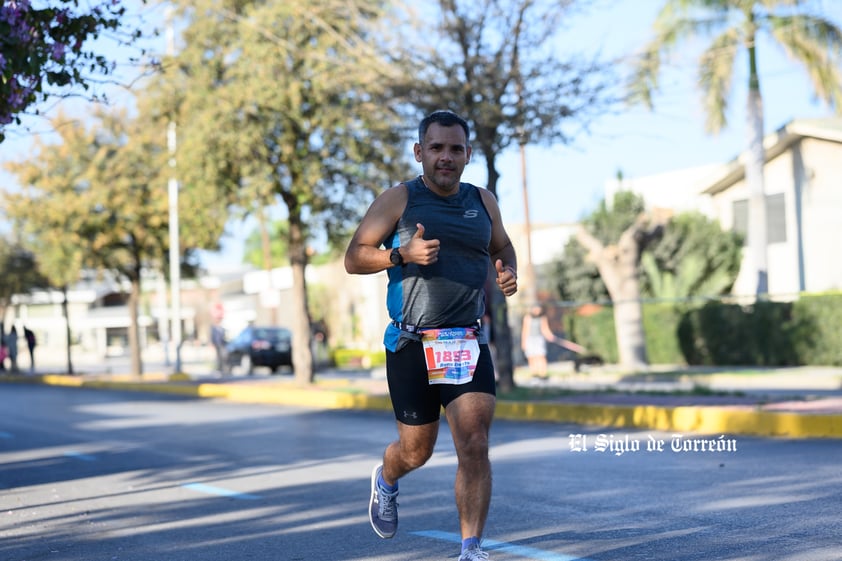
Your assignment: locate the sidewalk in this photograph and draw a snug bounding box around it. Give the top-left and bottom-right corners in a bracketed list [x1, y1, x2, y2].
[3, 355, 842, 439]
[496, 364, 842, 439]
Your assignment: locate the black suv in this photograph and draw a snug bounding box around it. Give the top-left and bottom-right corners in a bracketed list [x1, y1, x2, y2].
[224, 326, 293, 375]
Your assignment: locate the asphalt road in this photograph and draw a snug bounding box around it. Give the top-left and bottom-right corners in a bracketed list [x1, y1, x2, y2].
[1, 385, 840, 561]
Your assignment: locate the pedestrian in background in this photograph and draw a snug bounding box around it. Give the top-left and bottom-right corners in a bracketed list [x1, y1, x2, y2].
[24, 327, 36, 372]
[345, 109, 518, 561]
[521, 304, 585, 379]
[6, 326, 19, 373]
[210, 323, 226, 374]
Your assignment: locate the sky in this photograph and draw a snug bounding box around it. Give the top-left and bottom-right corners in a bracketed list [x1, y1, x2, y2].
[2, 0, 841, 273]
[479, 0, 842, 224]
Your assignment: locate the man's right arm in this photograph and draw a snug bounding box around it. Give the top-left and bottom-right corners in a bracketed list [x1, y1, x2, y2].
[344, 185, 407, 275]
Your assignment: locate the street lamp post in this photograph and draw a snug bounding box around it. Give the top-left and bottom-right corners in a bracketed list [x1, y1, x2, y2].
[166, 8, 182, 373]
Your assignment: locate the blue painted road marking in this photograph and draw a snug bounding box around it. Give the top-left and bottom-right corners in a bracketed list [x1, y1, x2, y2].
[64, 451, 97, 461]
[412, 530, 596, 561]
[182, 482, 261, 500]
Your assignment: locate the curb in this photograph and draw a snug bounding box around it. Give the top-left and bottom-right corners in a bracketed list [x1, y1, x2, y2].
[494, 401, 842, 439]
[4, 374, 842, 439]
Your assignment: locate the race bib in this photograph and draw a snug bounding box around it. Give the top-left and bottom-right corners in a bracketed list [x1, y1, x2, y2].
[421, 327, 480, 385]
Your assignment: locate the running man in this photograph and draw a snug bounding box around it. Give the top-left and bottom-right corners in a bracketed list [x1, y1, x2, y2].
[344, 110, 518, 560]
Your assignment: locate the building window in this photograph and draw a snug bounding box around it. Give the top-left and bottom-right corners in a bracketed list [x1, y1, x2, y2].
[732, 193, 786, 244]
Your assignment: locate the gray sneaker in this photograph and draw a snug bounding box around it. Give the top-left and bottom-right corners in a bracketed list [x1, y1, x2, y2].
[458, 545, 489, 561]
[369, 464, 398, 539]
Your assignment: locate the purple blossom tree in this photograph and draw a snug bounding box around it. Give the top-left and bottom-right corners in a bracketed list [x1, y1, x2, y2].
[0, 0, 144, 142]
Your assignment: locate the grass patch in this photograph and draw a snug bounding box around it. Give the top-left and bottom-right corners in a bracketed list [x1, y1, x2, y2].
[498, 386, 582, 401]
[498, 383, 746, 402]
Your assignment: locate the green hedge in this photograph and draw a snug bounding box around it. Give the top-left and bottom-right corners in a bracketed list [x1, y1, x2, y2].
[564, 307, 619, 364]
[791, 293, 842, 366]
[331, 348, 387, 369]
[563, 292, 842, 367]
[644, 303, 685, 364]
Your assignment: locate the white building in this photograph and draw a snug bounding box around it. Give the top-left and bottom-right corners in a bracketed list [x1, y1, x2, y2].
[605, 117, 842, 297]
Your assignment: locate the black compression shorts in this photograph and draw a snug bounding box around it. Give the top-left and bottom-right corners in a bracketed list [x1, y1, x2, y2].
[385, 340, 496, 426]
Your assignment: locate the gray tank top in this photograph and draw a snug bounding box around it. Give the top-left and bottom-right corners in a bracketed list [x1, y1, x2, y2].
[385, 177, 492, 328]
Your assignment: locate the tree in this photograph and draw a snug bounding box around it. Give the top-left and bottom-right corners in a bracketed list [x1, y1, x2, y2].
[0, 0, 148, 142]
[629, 0, 842, 296]
[556, 237, 608, 304]
[391, 0, 615, 390]
[556, 192, 646, 304]
[641, 212, 743, 300]
[4, 108, 213, 376]
[555, 193, 744, 369]
[0, 242, 44, 317]
[155, 0, 411, 383]
[244, 220, 290, 269]
[3, 114, 99, 375]
[575, 198, 671, 370]
[557, 207, 743, 303]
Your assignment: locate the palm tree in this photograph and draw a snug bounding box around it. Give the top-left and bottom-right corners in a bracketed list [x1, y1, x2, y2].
[629, 0, 842, 296]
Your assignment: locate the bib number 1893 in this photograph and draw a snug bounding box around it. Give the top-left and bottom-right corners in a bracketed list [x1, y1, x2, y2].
[421, 327, 480, 385]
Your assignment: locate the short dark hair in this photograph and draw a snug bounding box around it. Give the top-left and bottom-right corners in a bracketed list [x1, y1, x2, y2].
[418, 110, 470, 144]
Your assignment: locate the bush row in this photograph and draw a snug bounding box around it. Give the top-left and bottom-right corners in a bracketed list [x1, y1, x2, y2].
[563, 292, 842, 367]
[331, 347, 387, 369]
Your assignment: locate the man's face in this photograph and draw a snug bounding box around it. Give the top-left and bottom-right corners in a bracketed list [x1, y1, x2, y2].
[413, 123, 472, 195]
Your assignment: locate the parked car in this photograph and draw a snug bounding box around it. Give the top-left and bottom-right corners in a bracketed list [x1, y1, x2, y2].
[224, 326, 293, 375]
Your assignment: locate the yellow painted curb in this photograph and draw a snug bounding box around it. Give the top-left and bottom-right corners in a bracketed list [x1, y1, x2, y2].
[493, 401, 842, 438]
[194, 383, 394, 412]
[5, 374, 841, 439]
[41, 374, 85, 387]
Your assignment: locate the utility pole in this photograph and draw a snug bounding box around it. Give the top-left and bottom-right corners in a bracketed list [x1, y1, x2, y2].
[514, 54, 536, 304]
[518, 136, 536, 304]
[166, 7, 182, 373]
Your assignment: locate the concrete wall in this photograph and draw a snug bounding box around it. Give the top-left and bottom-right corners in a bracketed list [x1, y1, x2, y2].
[713, 135, 842, 296]
[799, 137, 842, 292]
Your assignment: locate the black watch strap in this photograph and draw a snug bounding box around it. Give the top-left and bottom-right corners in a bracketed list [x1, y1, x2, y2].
[389, 247, 404, 267]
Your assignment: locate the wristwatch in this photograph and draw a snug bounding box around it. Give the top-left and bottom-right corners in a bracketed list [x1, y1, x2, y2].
[389, 247, 404, 267]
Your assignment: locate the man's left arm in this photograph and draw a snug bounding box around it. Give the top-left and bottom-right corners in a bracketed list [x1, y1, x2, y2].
[479, 189, 518, 297]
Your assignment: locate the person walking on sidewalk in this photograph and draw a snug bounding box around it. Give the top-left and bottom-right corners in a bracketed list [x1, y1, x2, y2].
[345, 110, 518, 561]
[24, 327, 37, 373]
[6, 326, 19, 373]
[210, 323, 226, 374]
[521, 304, 585, 379]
